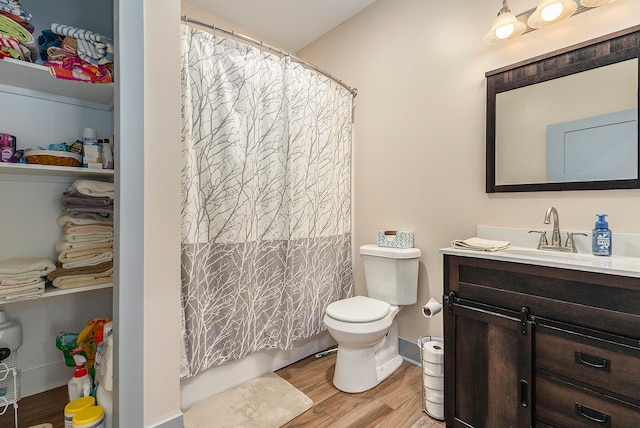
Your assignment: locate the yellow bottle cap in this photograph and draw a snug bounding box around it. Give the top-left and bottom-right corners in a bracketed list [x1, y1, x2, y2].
[65, 396, 95, 414]
[72, 406, 104, 424]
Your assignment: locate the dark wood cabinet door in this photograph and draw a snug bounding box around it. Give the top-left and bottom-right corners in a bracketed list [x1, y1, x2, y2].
[444, 300, 533, 428]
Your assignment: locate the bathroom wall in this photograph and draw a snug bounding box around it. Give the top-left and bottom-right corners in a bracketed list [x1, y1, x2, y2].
[298, 0, 640, 342]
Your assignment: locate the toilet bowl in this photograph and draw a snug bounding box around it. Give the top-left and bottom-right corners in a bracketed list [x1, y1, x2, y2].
[323, 244, 420, 393]
[323, 295, 403, 393]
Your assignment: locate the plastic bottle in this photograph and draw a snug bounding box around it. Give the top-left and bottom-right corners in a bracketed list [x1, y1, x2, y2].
[101, 140, 113, 169]
[96, 384, 113, 428]
[0, 310, 23, 351]
[592, 214, 612, 256]
[68, 354, 93, 401]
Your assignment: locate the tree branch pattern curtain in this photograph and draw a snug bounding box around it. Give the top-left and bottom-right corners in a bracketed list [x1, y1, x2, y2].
[179, 25, 353, 377]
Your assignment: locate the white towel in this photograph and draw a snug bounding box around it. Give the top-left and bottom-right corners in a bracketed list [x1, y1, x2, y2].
[71, 179, 114, 199]
[56, 239, 113, 253]
[451, 237, 511, 252]
[0, 280, 45, 302]
[0, 257, 56, 279]
[0, 277, 42, 287]
[58, 214, 113, 229]
[62, 231, 114, 243]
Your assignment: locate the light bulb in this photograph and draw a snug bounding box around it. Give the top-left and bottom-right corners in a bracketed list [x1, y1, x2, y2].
[541, 3, 563, 21]
[496, 24, 515, 39]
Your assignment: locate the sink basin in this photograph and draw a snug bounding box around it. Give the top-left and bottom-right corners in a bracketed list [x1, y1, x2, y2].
[500, 247, 596, 262]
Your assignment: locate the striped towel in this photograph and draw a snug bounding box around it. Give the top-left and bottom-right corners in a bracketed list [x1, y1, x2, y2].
[0, 33, 30, 60]
[0, 0, 32, 22]
[50, 23, 113, 65]
[0, 13, 36, 60]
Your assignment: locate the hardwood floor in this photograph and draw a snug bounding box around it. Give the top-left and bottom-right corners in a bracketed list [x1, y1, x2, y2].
[0, 350, 444, 428]
[276, 351, 444, 428]
[0, 384, 68, 428]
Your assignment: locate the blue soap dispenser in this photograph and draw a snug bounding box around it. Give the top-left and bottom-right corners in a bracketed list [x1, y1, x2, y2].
[592, 214, 612, 256]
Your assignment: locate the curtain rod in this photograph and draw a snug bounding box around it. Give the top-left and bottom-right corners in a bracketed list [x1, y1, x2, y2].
[181, 15, 357, 98]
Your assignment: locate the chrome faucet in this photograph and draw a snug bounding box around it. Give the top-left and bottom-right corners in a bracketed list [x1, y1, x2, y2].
[537, 207, 586, 253]
[544, 207, 562, 247]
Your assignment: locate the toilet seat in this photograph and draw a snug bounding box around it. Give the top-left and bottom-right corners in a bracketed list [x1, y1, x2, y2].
[326, 296, 390, 323]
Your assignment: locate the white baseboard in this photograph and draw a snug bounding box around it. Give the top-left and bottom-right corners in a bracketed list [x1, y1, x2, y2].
[20, 360, 70, 398]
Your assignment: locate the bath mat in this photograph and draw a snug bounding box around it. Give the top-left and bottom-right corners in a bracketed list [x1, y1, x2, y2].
[411, 415, 445, 428]
[183, 372, 312, 428]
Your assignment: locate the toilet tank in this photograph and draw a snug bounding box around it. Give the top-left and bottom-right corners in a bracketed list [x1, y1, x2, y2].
[360, 244, 421, 305]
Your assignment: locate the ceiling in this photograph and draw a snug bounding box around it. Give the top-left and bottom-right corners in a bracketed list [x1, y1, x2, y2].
[187, 0, 377, 52]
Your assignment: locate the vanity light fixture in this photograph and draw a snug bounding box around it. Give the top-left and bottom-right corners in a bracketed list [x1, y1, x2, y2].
[527, 0, 577, 29]
[484, 0, 527, 44]
[485, 0, 619, 45]
[580, 0, 617, 7]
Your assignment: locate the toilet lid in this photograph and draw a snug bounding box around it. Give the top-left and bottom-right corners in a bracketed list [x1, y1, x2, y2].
[326, 296, 391, 323]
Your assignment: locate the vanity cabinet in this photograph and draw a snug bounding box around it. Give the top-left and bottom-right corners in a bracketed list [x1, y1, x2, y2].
[443, 255, 640, 428]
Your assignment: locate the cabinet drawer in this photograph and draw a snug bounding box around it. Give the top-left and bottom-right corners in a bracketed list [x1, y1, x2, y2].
[536, 375, 640, 427]
[536, 327, 640, 402]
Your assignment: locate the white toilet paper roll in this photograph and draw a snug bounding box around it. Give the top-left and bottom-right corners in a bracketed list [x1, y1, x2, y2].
[425, 400, 445, 420]
[423, 372, 444, 390]
[423, 362, 444, 377]
[422, 341, 444, 364]
[422, 298, 442, 318]
[424, 386, 445, 404]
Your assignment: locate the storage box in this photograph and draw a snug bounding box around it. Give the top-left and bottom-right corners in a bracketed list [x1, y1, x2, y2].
[377, 230, 414, 248]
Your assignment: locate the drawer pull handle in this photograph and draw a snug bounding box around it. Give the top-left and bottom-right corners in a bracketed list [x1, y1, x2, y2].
[575, 351, 610, 372]
[519, 380, 528, 408]
[575, 403, 610, 426]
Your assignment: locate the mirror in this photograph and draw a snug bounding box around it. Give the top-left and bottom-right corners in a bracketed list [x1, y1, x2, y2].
[486, 26, 640, 193]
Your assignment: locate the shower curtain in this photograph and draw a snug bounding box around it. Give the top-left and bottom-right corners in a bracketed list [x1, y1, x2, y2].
[179, 25, 354, 377]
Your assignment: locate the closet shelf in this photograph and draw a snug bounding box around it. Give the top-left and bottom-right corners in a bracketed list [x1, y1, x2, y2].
[42, 283, 112, 299]
[2, 283, 113, 306]
[0, 58, 114, 110]
[0, 162, 114, 180]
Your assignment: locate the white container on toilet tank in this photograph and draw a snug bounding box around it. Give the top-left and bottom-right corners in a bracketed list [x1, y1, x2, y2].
[323, 244, 421, 393]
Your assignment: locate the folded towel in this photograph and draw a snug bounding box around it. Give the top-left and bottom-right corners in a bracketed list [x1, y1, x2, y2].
[50, 23, 114, 65]
[1, 277, 42, 287]
[47, 261, 113, 282]
[61, 188, 114, 209]
[62, 230, 114, 243]
[0, 280, 45, 302]
[0, 33, 30, 61]
[451, 237, 511, 252]
[0, 257, 57, 278]
[58, 214, 113, 229]
[0, 0, 32, 22]
[58, 244, 113, 263]
[65, 224, 113, 234]
[62, 209, 113, 222]
[62, 252, 113, 269]
[71, 179, 114, 199]
[51, 276, 112, 290]
[48, 261, 113, 289]
[0, 13, 36, 60]
[56, 237, 113, 253]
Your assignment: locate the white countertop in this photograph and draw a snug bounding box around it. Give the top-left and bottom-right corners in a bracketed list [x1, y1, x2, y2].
[440, 246, 640, 278]
[439, 226, 640, 279]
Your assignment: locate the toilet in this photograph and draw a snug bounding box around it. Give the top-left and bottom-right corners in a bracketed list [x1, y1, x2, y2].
[323, 244, 421, 393]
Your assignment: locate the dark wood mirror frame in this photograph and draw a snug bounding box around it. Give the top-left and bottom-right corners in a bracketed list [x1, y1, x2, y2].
[486, 25, 640, 193]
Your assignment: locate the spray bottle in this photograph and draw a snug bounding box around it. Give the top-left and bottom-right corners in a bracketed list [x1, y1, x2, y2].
[68, 353, 93, 401]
